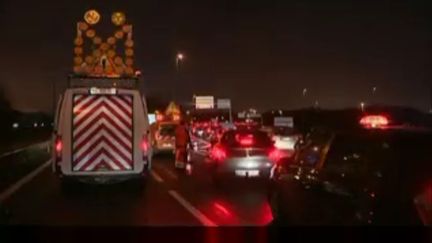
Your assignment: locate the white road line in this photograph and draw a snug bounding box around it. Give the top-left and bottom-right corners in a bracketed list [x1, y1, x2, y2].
[163, 167, 178, 180]
[0, 159, 51, 203]
[0, 141, 49, 159]
[168, 190, 217, 227]
[151, 170, 164, 183]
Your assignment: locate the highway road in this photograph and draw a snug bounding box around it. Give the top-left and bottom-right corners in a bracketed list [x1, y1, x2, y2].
[0, 148, 273, 226]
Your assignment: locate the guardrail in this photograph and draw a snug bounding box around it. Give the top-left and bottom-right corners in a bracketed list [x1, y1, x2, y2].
[0, 141, 50, 160]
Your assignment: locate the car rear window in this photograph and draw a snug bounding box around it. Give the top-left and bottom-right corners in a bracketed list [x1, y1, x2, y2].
[221, 130, 273, 148]
[159, 124, 176, 136]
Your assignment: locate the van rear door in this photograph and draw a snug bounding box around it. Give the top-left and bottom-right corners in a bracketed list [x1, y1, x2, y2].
[72, 91, 134, 172]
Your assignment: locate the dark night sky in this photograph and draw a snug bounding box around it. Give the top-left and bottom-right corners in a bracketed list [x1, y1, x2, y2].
[0, 0, 430, 113]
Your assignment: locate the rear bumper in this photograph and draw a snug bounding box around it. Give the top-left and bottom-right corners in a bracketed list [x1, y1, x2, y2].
[211, 158, 274, 179]
[54, 161, 150, 185]
[62, 173, 146, 184]
[153, 143, 175, 154]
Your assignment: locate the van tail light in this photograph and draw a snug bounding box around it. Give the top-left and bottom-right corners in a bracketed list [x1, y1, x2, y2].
[210, 145, 227, 162]
[55, 135, 62, 159]
[268, 147, 283, 163]
[141, 135, 150, 156]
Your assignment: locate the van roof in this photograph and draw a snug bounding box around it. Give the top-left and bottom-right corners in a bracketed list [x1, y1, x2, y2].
[68, 76, 138, 89]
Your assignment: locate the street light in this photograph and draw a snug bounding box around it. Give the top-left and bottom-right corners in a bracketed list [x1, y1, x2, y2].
[360, 102, 365, 111]
[176, 53, 184, 71]
[173, 52, 185, 101]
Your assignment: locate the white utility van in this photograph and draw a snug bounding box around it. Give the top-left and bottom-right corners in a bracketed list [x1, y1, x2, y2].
[52, 77, 152, 186]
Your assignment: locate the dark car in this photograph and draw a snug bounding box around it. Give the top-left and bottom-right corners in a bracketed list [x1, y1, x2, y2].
[268, 114, 432, 225]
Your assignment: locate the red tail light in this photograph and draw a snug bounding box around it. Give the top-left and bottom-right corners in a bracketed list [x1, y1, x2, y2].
[173, 114, 181, 121]
[236, 134, 254, 146]
[268, 148, 283, 163]
[210, 145, 227, 162]
[156, 114, 164, 122]
[54, 135, 62, 166]
[141, 136, 149, 154]
[55, 137, 63, 153]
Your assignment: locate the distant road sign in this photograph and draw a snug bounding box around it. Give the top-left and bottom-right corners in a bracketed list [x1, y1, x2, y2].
[195, 96, 214, 109]
[274, 117, 294, 127]
[217, 99, 231, 109]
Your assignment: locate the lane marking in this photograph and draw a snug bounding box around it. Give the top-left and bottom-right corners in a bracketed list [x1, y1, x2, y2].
[168, 190, 217, 227]
[154, 164, 178, 180]
[0, 141, 49, 159]
[163, 167, 178, 180]
[0, 159, 51, 203]
[150, 170, 164, 183]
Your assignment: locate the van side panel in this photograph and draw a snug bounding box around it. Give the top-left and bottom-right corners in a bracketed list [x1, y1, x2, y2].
[72, 94, 134, 172]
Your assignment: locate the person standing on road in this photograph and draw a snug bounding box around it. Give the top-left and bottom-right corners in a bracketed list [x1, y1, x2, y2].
[174, 119, 191, 169]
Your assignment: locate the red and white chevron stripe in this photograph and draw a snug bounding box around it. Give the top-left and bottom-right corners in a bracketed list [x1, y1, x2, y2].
[72, 94, 133, 171]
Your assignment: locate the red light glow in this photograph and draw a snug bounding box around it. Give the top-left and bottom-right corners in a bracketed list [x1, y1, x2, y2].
[268, 148, 283, 163]
[213, 202, 231, 217]
[173, 114, 180, 121]
[359, 115, 389, 128]
[156, 114, 164, 122]
[236, 134, 254, 146]
[141, 137, 149, 152]
[55, 138, 63, 153]
[210, 145, 226, 161]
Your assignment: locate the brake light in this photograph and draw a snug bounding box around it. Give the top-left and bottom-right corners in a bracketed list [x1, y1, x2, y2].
[156, 114, 164, 122]
[359, 115, 389, 128]
[55, 137, 63, 153]
[236, 134, 254, 146]
[141, 136, 149, 154]
[54, 135, 62, 166]
[268, 148, 283, 163]
[210, 145, 227, 161]
[173, 114, 180, 121]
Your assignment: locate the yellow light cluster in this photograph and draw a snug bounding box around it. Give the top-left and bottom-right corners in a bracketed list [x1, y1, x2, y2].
[73, 10, 135, 77]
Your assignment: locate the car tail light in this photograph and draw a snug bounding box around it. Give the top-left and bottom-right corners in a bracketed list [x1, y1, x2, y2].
[268, 147, 283, 163]
[236, 134, 254, 146]
[173, 114, 181, 121]
[210, 145, 227, 162]
[156, 114, 164, 122]
[359, 115, 389, 128]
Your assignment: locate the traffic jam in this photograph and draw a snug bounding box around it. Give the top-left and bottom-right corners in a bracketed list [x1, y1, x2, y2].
[0, 8, 431, 227]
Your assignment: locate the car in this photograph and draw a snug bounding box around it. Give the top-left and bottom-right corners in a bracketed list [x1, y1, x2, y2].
[270, 126, 301, 159]
[52, 78, 152, 187]
[151, 121, 177, 154]
[268, 114, 432, 225]
[207, 128, 285, 184]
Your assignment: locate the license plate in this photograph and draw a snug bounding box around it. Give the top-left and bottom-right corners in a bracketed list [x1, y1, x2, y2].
[235, 170, 259, 177]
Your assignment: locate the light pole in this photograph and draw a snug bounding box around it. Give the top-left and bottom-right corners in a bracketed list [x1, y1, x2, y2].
[360, 101, 365, 112]
[173, 52, 184, 101]
[176, 53, 184, 72]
